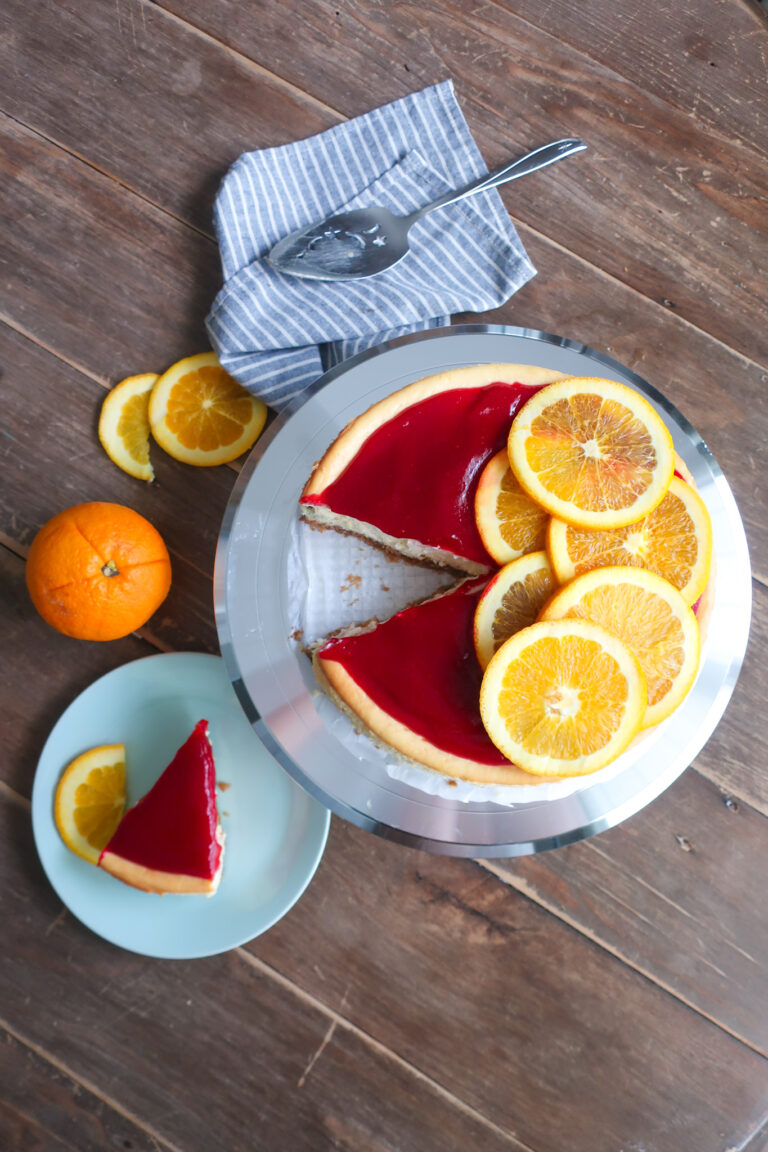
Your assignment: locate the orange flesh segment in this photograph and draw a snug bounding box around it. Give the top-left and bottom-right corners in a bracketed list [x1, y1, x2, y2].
[525, 395, 657, 513]
[166, 366, 258, 451]
[497, 634, 631, 758]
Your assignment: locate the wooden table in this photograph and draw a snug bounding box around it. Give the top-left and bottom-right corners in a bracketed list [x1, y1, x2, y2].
[2, 2, 767, 1149]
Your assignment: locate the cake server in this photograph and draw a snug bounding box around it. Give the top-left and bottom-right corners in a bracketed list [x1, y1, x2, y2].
[267, 138, 586, 281]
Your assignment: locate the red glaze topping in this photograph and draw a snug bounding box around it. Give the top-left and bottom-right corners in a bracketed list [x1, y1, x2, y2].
[302, 382, 541, 565]
[320, 579, 509, 765]
[100, 720, 221, 878]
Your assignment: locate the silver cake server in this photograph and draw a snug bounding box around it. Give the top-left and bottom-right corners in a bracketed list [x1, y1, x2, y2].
[267, 138, 587, 281]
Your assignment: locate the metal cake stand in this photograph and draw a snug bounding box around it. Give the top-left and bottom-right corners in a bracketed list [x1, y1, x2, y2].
[214, 326, 751, 856]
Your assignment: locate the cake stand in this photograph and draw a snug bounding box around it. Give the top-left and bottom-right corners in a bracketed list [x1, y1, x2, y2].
[214, 326, 751, 856]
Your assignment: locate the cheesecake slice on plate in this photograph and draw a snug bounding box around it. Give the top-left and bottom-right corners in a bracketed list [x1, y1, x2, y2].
[99, 719, 225, 895]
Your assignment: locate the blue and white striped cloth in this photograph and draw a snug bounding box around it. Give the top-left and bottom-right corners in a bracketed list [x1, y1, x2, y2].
[206, 81, 535, 411]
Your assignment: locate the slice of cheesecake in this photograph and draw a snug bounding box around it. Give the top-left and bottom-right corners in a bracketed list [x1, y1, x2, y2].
[99, 720, 225, 895]
[300, 363, 565, 574]
[314, 578, 549, 787]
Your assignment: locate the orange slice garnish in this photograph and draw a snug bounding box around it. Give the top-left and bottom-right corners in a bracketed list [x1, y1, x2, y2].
[474, 450, 549, 565]
[508, 377, 674, 529]
[149, 352, 267, 466]
[547, 476, 712, 605]
[54, 745, 126, 864]
[540, 566, 700, 728]
[98, 374, 159, 482]
[480, 619, 647, 776]
[473, 551, 556, 670]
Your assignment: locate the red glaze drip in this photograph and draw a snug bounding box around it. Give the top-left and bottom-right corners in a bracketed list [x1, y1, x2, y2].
[302, 382, 541, 565]
[100, 720, 221, 878]
[320, 579, 509, 765]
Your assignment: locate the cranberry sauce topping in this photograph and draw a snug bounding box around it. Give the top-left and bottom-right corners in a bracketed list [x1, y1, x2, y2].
[302, 382, 540, 565]
[101, 719, 221, 878]
[320, 579, 509, 765]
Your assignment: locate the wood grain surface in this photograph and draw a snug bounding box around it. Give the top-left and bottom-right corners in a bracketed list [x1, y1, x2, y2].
[485, 767, 768, 1052]
[1, 1, 766, 1150]
[0, 1030, 172, 1152]
[1, 803, 531, 1152]
[159, 0, 768, 363]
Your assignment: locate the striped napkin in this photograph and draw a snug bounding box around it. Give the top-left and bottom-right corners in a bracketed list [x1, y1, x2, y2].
[206, 80, 535, 411]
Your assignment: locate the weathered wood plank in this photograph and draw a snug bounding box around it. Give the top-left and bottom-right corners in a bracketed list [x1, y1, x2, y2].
[694, 578, 768, 814]
[154, 0, 768, 364]
[482, 766, 768, 1053]
[0, 113, 221, 385]
[742, 1116, 768, 1152]
[0, 0, 339, 234]
[2, 111, 765, 586]
[0, 801, 529, 1152]
[497, 0, 768, 156]
[0, 1029, 174, 1152]
[248, 818, 768, 1152]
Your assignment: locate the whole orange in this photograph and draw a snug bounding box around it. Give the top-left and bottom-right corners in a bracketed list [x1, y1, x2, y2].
[26, 502, 172, 641]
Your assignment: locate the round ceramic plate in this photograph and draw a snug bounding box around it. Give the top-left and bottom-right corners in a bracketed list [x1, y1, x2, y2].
[31, 652, 330, 958]
[215, 325, 751, 857]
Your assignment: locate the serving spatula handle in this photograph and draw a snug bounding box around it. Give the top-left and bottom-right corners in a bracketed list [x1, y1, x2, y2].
[408, 138, 587, 222]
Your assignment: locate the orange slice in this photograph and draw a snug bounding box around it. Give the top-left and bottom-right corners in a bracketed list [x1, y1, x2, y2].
[540, 566, 700, 728]
[149, 352, 267, 466]
[480, 619, 647, 776]
[473, 551, 556, 670]
[474, 450, 550, 564]
[98, 373, 159, 482]
[547, 476, 712, 605]
[54, 745, 126, 864]
[508, 377, 675, 529]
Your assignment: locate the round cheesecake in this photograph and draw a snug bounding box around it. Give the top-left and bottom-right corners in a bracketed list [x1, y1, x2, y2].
[303, 367, 713, 786]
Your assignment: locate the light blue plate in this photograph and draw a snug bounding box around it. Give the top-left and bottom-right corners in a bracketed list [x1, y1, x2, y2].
[31, 652, 330, 958]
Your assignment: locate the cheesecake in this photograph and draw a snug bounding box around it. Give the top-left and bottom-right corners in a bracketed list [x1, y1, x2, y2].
[99, 720, 225, 895]
[301, 363, 565, 573]
[305, 367, 712, 785]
